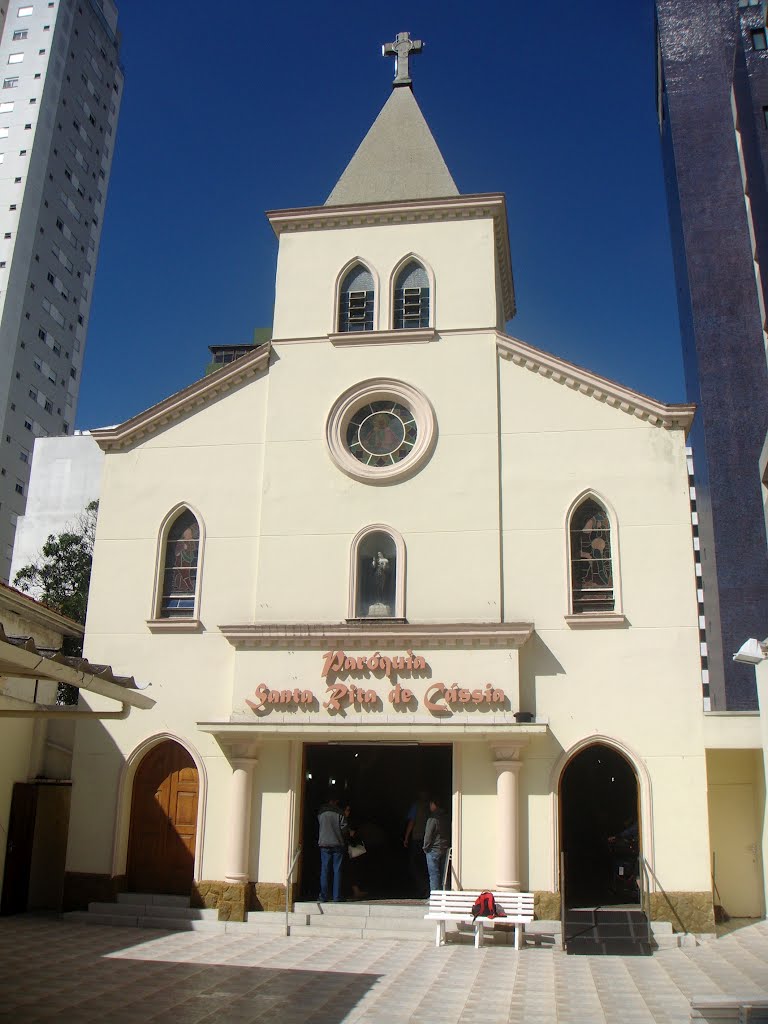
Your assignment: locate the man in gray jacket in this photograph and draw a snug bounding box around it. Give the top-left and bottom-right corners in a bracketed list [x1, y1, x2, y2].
[422, 797, 450, 894]
[317, 794, 349, 902]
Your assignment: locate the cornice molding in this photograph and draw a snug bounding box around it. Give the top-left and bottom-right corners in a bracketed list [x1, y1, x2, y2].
[91, 346, 272, 452]
[496, 333, 696, 432]
[266, 193, 515, 321]
[218, 621, 535, 650]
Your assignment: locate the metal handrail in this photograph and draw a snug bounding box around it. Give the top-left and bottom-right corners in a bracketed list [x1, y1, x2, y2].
[284, 845, 302, 937]
[640, 854, 688, 935]
[638, 854, 652, 944]
[442, 846, 452, 889]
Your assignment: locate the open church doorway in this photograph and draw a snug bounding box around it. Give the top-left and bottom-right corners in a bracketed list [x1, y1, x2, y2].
[299, 743, 452, 901]
[560, 743, 641, 908]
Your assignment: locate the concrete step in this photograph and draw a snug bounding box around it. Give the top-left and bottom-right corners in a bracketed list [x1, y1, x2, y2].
[244, 911, 310, 926]
[136, 916, 224, 932]
[116, 893, 191, 908]
[299, 902, 372, 917]
[307, 914, 369, 929]
[88, 901, 141, 916]
[368, 904, 429, 919]
[141, 905, 219, 921]
[363, 916, 434, 934]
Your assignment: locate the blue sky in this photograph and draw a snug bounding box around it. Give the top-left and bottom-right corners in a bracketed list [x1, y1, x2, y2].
[76, 0, 684, 429]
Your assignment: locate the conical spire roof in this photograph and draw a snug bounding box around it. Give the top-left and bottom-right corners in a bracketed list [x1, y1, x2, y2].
[325, 87, 459, 206]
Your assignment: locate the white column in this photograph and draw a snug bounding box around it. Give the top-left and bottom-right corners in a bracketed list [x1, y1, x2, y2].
[224, 756, 257, 884]
[492, 743, 527, 892]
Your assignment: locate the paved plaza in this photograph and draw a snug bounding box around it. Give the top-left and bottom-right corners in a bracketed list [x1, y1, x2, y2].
[0, 917, 766, 1023]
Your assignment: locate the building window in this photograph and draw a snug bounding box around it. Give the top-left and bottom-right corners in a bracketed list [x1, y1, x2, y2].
[763, 106, 768, 129]
[8, 54, 24, 65]
[338, 264, 375, 332]
[3, 78, 20, 89]
[0, 102, 14, 113]
[350, 525, 406, 619]
[15, 481, 24, 495]
[739, 0, 761, 7]
[158, 507, 201, 618]
[12, 29, 28, 40]
[18, 5, 34, 14]
[569, 497, 615, 614]
[393, 260, 430, 329]
[752, 28, 767, 50]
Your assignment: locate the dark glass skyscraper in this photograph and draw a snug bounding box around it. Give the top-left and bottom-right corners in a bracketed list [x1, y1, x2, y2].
[656, 0, 768, 709]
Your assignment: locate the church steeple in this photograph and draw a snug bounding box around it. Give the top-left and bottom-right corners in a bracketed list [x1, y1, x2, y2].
[325, 32, 459, 207]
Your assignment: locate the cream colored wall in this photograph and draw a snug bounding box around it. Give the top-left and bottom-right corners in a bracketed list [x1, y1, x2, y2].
[272, 219, 500, 339]
[707, 749, 765, 917]
[69, 201, 711, 905]
[258, 333, 501, 622]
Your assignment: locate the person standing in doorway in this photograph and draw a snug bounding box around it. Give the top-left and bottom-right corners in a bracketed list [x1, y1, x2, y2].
[317, 793, 349, 903]
[422, 796, 450, 894]
[403, 789, 430, 897]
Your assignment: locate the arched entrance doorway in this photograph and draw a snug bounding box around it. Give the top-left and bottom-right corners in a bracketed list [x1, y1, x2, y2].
[126, 740, 198, 895]
[560, 743, 640, 908]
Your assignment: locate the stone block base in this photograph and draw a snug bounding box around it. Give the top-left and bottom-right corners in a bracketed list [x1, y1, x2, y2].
[534, 891, 561, 920]
[253, 882, 287, 913]
[649, 891, 715, 933]
[192, 880, 288, 919]
[192, 881, 251, 922]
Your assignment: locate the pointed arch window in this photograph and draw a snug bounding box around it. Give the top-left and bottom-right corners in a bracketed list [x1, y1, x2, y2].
[338, 264, 374, 333]
[349, 526, 406, 619]
[569, 498, 614, 613]
[160, 508, 200, 618]
[393, 260, 429, 329]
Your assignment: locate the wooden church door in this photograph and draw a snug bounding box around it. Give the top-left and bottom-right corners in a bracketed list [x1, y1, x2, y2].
[126, 741, 198, 895]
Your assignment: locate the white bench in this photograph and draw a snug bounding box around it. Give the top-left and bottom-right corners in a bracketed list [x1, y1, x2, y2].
[425, 890, 535, 949]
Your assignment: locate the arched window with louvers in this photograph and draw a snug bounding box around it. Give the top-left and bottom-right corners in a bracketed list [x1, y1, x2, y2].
[337, 262, 375, 333]
[392, 259, 430, 329]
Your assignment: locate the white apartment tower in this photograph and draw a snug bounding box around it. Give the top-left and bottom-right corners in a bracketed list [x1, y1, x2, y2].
[0, 0, 122, 580]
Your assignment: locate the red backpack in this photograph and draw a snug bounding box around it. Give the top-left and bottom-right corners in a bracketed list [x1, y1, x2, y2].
[471, 891, 507, 920]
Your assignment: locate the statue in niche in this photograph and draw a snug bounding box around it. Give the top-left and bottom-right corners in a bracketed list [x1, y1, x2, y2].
[366, 549, 393, 617]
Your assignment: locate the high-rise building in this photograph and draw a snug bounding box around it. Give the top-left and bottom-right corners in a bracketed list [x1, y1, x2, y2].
[0, 0, 122, 582]
[656, 0, 768, 710]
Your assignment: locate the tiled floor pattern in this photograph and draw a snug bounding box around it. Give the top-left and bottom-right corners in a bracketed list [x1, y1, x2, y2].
[0, 917, 766, 1023]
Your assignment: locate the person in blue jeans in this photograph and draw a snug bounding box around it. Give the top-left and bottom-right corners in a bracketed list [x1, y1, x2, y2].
[422, 796, 450, 893]
[317, 794, 349, 902]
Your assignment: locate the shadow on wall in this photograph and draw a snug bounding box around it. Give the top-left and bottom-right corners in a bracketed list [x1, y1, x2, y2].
[518, 632, 565, 721]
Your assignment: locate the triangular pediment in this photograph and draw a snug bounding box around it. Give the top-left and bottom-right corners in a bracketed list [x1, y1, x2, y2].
[326, 88, 458, 206]
[91, 345, 271, 451]
[496, 332, 695, 431]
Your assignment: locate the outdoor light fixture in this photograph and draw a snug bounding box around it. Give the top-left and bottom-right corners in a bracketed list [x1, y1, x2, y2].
[732, 637, 768, 665]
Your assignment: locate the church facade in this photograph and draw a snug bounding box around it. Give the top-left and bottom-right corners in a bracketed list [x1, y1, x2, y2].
[63, 39, 766, 930]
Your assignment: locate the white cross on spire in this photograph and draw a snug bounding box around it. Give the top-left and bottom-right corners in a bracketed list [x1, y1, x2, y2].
[382, 31, 423, 87]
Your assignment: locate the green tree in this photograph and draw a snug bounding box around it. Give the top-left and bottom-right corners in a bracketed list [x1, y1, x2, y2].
[13, 499, 99, 626]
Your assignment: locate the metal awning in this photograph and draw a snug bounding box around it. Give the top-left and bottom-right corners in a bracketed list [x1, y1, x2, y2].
[0, 625, 154, 716]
